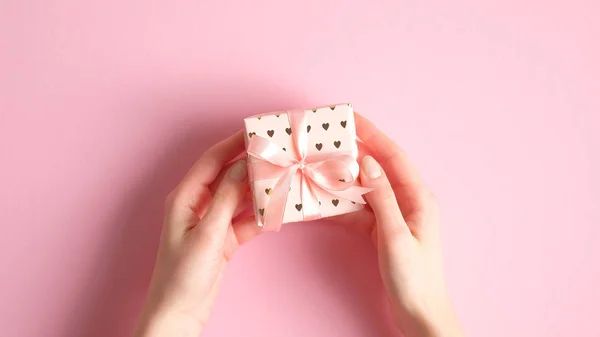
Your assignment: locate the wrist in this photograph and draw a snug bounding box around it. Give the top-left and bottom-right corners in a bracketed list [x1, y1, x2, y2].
[134, 303, 204, 337]
[393, 297, 463, 337]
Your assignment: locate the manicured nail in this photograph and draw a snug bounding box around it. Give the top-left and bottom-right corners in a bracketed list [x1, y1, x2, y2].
[362, 156, 381, 179]
[229, 160, 247, 182]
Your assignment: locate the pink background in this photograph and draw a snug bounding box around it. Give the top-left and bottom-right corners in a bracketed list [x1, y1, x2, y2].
[1, 1, 598, 336]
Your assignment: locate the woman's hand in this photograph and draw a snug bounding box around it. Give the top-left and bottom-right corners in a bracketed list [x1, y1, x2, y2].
[133, 115, 462, 337]
[335, 113, 464, 337]
[133, 131, 259, 337]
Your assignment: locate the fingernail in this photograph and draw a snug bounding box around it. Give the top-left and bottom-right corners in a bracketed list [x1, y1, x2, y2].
[229, 160, 247, 182]
[362, 155, 381, 179]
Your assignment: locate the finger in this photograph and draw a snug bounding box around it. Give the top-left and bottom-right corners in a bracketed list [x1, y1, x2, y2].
[170, 130, 246, 212]
[360, 155, 412, 243]
[195, 160, 248, 243]
[232, 215, 262, 246]
[221, 215, 262, 262]
[356, 140, 372, 165]
[355, 112, 434, 233]
[208, 164, 253, 219]
[232, 197, 252, 219]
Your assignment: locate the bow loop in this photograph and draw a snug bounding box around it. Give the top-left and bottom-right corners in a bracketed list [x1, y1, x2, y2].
[247, 135, 296, 167]
[304, 156, 358, 191]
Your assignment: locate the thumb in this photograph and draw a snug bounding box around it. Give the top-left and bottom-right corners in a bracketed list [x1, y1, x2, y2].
[196, 160, 248, 243]
[360, 156, 411, 241]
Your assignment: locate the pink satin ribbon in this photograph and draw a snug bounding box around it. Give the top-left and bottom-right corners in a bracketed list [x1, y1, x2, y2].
[247, 109, 372, 231]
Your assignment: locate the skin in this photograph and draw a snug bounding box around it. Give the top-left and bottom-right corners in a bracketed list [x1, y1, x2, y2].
[133, 113, 464, 337]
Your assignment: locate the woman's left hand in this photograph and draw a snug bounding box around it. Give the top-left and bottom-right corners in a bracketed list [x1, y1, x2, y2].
[134, 130, 260, 337]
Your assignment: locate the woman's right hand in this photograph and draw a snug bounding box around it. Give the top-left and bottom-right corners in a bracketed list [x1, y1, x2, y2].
[335, 113, 464, 337]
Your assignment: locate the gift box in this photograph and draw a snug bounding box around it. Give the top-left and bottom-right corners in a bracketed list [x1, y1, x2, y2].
[243, 104, 372, 231]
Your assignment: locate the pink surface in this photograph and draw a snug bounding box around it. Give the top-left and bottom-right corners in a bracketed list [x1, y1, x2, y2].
[0, 1, 598, 336]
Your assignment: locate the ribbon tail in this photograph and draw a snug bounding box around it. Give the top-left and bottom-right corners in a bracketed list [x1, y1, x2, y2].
[262, 166, 298, 232]
[301, 174, 321, 222]
[327, 185, 373, 204]
[247, 135, 297, 167]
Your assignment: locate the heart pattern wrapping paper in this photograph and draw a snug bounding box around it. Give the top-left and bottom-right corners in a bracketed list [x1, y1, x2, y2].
[243, 104, 367, 228]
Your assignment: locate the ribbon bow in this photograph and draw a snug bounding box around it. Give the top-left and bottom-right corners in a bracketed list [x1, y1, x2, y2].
[247, 109, 372, 231]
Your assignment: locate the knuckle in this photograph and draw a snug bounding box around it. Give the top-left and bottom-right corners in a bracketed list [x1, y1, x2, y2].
[164, 187, 198, 212]
[381, 190, 398, 204]
[216, 178, 236, 194]
[211, 189, 228, 206]
[203, 137, 231, 160]
[217, 178, 244, 199]
[370, 184, 397, 206]
[196, 143, 223, 165]
[381, 145, 407, 167]
[416, 187, 437, 207]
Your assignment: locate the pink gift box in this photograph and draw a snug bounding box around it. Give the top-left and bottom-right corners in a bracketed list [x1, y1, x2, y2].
[243, 103, 370, 230]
